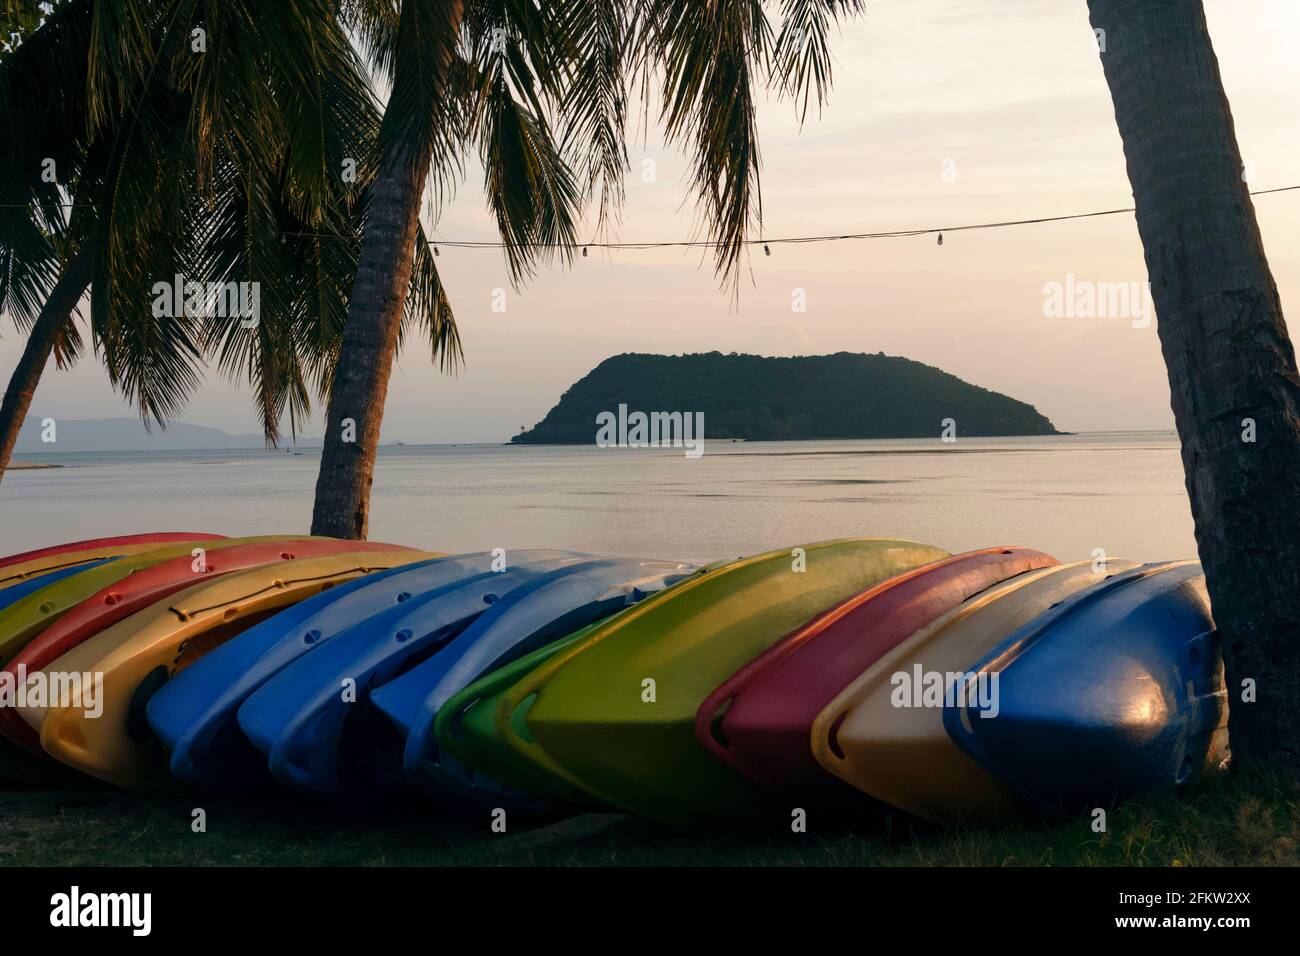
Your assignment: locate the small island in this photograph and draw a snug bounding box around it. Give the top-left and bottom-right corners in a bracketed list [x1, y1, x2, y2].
[512, 352, 1060, 444]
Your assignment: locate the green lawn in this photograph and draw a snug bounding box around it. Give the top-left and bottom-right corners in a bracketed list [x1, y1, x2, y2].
[2, 761, 1296, 866]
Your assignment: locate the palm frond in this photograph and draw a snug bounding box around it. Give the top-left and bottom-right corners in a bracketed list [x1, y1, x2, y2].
[403, 222, 462, 373]
[554, 0, 631, 231]
[772, 0, 865, 124]
[378, 0, 463, 193]
[0, 0, 92, 326]
[338, 0, 401, 87]
[637, 0, 771, 283]
[477, 66, 581, 283]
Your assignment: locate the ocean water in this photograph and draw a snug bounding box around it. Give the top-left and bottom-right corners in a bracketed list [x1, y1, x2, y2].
[0, 432, 1197, 566]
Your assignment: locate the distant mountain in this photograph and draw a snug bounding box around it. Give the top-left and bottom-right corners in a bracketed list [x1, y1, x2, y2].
[13, 417, 321, 453]
[512, 352, 1060, 444]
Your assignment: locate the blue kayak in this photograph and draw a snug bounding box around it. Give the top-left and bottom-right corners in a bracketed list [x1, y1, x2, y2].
[147, 550, 581, 788]
[240, 556, 589, 797]
[0, 558, 119, 612]
[943, 561, 1228, 812]
[372, 558, 696, 807]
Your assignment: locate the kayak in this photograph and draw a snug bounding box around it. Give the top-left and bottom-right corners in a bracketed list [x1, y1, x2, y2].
[434, 622, 609, 810]
[0, 532, 225, 573]
[942, 561, 1228, 813]
[812, 559, 1138, 823]
[0, 537, 223, 591]
[0, 559, 119, 613]
[696, 547, 1058, 801]
[0, 537, 418, 755]
[502, 538, 948, 825]
[147, 551, 580, 789]
[243, 556, 590, 797]
[30, 551, 433, 788]
[376, 558, 697, 803]
[0, 538, 258, 667]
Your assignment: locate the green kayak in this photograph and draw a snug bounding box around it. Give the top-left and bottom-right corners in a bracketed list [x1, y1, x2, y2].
[497, 538, 948, 826]
[435, 621, 609, 809]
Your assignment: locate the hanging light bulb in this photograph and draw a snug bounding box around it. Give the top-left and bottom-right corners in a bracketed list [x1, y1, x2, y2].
[764, 243, 771, 256]
[937, 233, 944, 246]
[433, 244, 440, 257]
[582, 246, 589, 257]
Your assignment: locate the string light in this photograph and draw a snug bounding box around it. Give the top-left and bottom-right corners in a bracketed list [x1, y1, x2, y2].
[407, 184, 1300, 251]
[6, 185, 1298, 252]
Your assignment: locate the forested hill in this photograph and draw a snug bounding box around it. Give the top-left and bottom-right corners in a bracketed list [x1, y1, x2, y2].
[511, 352, 1060, 444]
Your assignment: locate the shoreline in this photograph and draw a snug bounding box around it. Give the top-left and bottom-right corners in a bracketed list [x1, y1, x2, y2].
[8, 461, 62, 470]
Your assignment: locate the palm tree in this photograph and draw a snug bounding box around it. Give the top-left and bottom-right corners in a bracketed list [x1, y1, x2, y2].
[1087, 0, 1300, 768]
[0, 1, 92, 477]
[0, 0, 460, 480]
[311, 0, 866, 537]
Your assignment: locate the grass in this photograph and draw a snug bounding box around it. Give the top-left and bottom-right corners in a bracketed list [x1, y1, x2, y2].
[2, 760, 1296, 867]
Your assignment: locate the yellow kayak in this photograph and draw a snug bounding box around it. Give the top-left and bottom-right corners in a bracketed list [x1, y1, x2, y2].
[28, 550, 436, 788]
[810, 559, 1138, 823]
[0, 536, 313, 667]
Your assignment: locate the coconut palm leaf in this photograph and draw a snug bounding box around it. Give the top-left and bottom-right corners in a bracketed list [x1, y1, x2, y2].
[633, 0, 770, 283]
[0, 0, 90, 328]
[552, 0, 630, 231]
[772, 0, 865, 124]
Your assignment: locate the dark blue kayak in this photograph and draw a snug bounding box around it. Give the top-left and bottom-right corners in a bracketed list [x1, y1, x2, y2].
[0, 558, 119, 613]
[241, 556, 589, 797]
[943, 561, 1227, 812]
[147, 550, 581, 788]
[372, 558, 695, 806]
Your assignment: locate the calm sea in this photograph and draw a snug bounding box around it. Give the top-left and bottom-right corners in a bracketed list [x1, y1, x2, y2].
[0, 432, 1196, 565]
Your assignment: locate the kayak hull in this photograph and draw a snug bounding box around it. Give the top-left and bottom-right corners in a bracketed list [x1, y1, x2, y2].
[0, 533, 225, 574]
[380, 558, 696, 803]
[0, 560, 119, 614]
[943, 562, 1228, 812]
[814, 559, 1138, 823]
[150, 551, 578, 789]
[245, 557, 587, 797]
[434, 622, 610, 810]
[0, 539, 248, 668]
[697, 547, 1058, 800]
[515, 539, 949, 825]
[0, 538, 415, 755]
[32, 552, 431, 788]
[0, 537, 223, 591]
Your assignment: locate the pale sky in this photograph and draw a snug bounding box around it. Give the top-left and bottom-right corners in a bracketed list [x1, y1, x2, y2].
[4, 0, 1299, 443]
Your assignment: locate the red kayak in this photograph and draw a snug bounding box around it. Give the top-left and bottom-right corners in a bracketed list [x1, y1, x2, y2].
[695, 547, 1058, 798]
[0, 532, 226, 572]
[0, 537, 415, 754]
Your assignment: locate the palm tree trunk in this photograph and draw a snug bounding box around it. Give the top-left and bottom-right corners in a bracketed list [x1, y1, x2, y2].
[310, 0, 463, 540]
[309, 140, 432, 539]
[1088, 0, 1300, 768]
[0, 245, 94, 483]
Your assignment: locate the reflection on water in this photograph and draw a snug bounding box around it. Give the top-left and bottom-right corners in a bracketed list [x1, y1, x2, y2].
[1, 432, 1196, 565]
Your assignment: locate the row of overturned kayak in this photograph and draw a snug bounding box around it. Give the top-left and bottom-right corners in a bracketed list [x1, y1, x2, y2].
[0, 532, 1229, 827]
